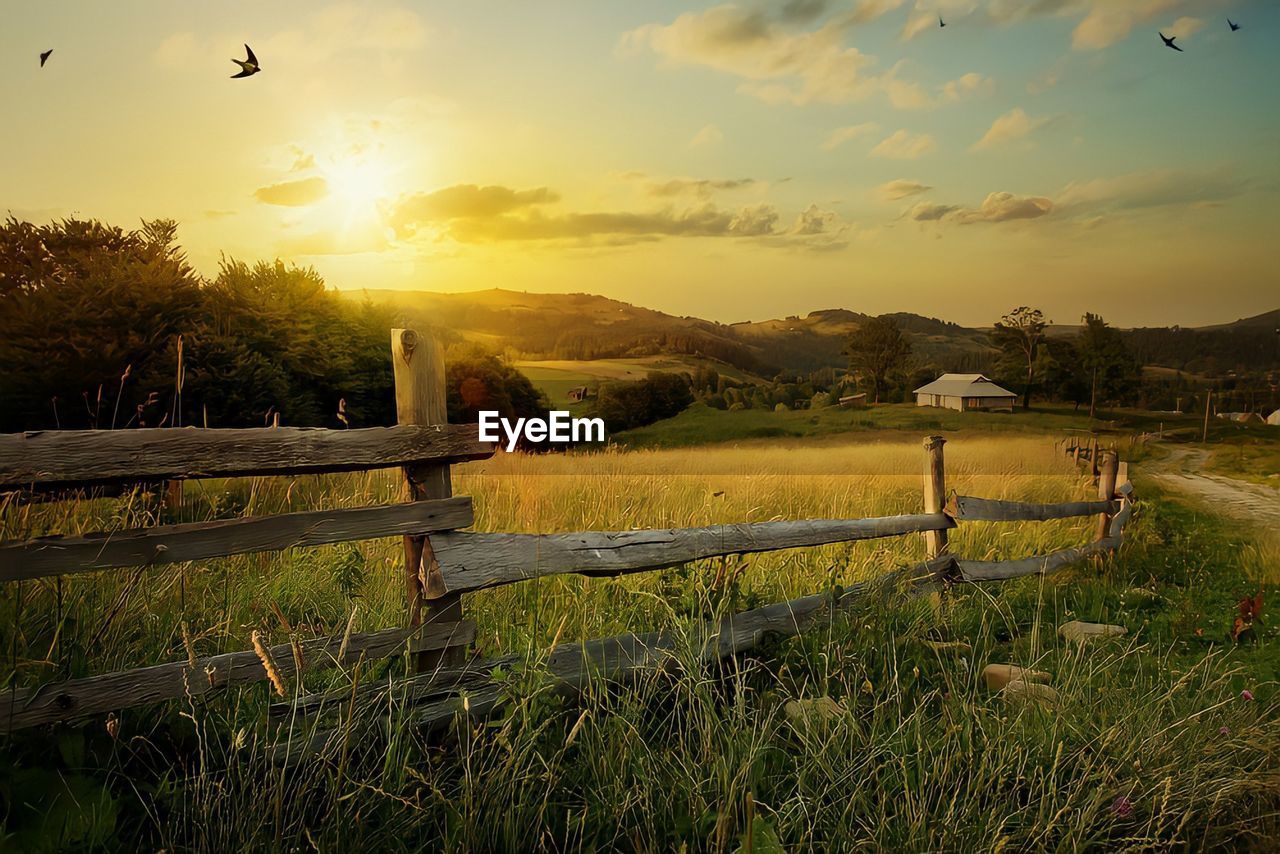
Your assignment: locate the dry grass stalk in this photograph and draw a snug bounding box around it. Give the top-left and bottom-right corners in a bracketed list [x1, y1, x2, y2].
[251, 630, 288, 697]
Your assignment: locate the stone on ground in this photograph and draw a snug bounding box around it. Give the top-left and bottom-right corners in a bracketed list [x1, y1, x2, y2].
[982, 663, 1051, 691]
[1001, 679, 1059, 706]
[1059, 620, 1127, 644]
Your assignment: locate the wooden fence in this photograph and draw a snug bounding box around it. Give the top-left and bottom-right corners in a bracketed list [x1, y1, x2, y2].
[0, 330, 1137, 736]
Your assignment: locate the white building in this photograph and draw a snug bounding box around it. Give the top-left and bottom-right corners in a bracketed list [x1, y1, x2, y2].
[913, 373, 1017, 412]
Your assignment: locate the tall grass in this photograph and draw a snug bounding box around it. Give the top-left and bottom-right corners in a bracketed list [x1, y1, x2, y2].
[1, 435, 1276, 850]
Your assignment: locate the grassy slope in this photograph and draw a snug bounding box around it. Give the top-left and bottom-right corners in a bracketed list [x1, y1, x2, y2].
[615, 401, 1202, 451]
[516, 356, 764, 406]
[1, 435, 1276, 849]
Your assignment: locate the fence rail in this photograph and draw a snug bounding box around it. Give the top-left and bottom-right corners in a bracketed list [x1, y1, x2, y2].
[0, 330, 1137, 734]
[0, 424, 492, 489]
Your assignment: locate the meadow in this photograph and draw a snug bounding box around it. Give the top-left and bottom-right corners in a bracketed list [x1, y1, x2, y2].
[1, 433, 1277, 850]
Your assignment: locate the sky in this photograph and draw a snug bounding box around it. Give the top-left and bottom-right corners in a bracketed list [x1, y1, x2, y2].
[2, 0, 1278, 327]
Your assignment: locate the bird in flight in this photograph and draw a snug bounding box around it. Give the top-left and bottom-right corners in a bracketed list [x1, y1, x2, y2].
[39, 49, 53, 67]
[1228, 19, 1240, 32]
[230, 44, 260, 79]
[1159, 32, 1183, 52]
[938, 15, 946, 28]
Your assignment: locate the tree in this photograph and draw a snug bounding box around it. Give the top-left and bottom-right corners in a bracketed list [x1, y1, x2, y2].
[590, 372, 693, 432]
[445, 347, 548, 425]
[990, 306, 1047, 409]
[1078, 313, 1140, 417]
[844, 316, 912, 403]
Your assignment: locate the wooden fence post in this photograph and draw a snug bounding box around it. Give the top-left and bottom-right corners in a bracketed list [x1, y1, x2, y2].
[1096, 450, 1119, 542]
[391, 328, 463, 670]
[923, 436, 948, 559]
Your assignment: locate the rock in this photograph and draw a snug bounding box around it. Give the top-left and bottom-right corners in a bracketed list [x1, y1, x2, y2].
[925, 640, 973, 655]
[982, 663, 1051, 691]
[1059, 620, 1127, 644]
[784, 696, 845, 724]
[1001, 679, 1059, 706]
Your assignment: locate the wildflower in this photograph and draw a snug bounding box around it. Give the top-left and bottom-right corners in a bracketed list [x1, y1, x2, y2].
[1241, 689, 1254, 701]
[1219, 726, 1230, 735]
[1110, 795, 1134, 819]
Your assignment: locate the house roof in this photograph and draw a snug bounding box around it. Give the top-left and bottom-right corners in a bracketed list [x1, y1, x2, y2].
[913, 373, 1017, 398]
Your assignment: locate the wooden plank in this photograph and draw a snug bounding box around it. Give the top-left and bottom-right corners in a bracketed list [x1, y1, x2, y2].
[272, 567, 925, 752]
[0, 424, 494, 490]
[0, 619, 476, 731]
[922, 436, 948, 559]
[391, 328, 463, 671]
[0, 497, 473, 582]
[431, 514, 954, 595]
[955, 539, 1119, 582]
[947, 495, 1120, 522]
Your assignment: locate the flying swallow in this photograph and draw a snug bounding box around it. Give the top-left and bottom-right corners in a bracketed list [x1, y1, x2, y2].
[39, 49, 53, 67]
[230, 44, 260, 79]
[1228, 19, 1240, 32]
[1159, 32, 1183, 52]
[939, 15, 946, 28]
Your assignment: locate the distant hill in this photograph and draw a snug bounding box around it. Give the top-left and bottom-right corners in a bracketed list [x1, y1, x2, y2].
[1201, 309, 1280, 332]
[352, 288, 997, 376]
[348, 288, 1279, 376]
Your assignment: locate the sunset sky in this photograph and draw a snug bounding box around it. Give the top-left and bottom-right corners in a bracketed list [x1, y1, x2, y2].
[2, 1, 1278, 327]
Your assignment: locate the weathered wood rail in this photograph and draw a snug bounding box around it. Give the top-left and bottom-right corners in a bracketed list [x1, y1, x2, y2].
[0, 332, 1138, 734]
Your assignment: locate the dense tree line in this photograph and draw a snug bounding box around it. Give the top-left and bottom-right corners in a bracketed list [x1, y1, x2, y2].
[0, 218, 546, 433]
[588, 372, 694, 432]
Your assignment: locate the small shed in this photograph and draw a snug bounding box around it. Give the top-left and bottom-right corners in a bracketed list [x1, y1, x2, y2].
[838, 393, 867, 408]
[913, 373, 1017, 413]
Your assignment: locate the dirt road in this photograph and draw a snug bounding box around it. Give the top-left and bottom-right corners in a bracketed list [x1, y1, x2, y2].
[1147, 446, 1280, 527]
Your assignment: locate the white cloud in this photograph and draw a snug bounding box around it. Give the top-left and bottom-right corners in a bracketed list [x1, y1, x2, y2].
[1164, 16, 1205, 40]
[878, 179, 932, 201]
[871, 129, 937, 159]
[622, 4, 985, 110]
[821, 122, 880, 151]
[971, 108, 1054, 151]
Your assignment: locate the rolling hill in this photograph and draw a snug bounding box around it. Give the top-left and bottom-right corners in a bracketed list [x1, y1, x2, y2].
[349, 288, 1280, 380]
[350, 288, 997, 377]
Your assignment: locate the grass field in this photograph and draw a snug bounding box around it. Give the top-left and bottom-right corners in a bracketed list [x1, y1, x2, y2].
[1, 434, 1277, 849]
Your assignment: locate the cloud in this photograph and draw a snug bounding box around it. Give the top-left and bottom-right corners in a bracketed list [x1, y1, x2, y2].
[644, 177, 758, 198]
[690, 124, 725, 147]
[954, 191, 1054, 223]
[1058, 168, 1247, 214]
[921, 1, 1221, 51]
[389, 184, 559, 236]
[623, 4, 980, 110]
[385, 181, 843, 249]
[1070, 1, 1178, 50]
[905, 190, 1053, 224]
[153, 3, 429, 72]
[878, 179, 932, 201]
[1164, 16, 1205, 40]
[253, 177, 329, 207]
[971, 108, 1054, 151]
[821, 122, 880, 151]
[870, 129, 937, 159]
[906, 201, 960, 221]
[443, 205, 780, 243]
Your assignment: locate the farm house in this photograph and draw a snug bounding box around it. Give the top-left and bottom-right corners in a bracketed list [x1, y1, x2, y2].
[913, 373, 1017, 412]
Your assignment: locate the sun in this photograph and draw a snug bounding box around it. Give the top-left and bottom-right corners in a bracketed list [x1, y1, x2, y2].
[325, 156, 393, 213]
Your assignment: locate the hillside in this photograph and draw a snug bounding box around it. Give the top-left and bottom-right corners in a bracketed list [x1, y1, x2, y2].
[351, 288, 997, 376]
